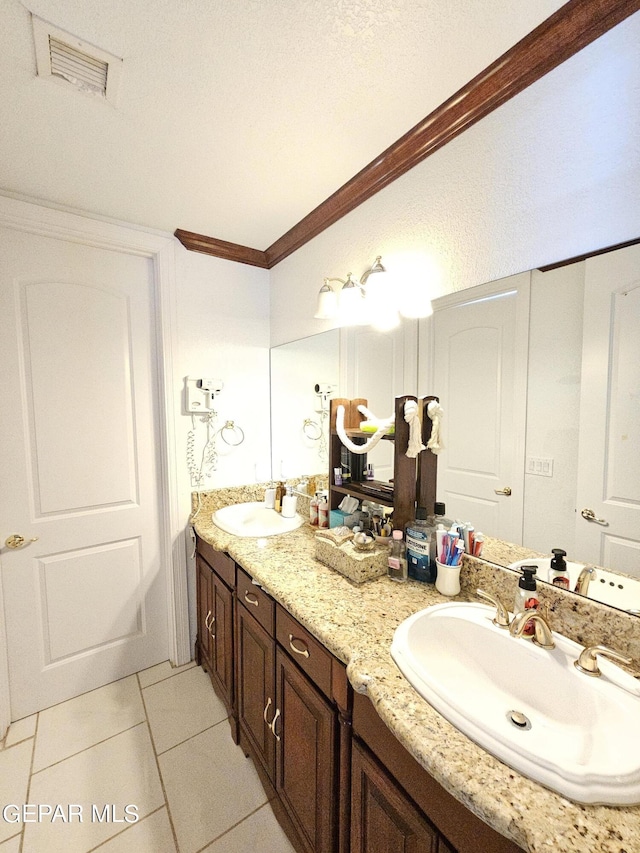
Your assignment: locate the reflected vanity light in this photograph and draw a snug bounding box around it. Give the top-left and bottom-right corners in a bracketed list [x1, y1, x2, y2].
[314, 255, 432, 327]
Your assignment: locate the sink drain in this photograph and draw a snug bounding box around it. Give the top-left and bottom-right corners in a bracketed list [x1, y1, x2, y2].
[507, 710, 531, 730]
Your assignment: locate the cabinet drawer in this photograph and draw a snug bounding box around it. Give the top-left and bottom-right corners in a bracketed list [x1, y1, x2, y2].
[276, 605, 332, 700]
[196, 537, 235, 588]
[236, 566, 275, 635]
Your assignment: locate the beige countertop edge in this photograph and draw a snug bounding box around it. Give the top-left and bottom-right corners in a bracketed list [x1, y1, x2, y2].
[191, 503, 640, 853]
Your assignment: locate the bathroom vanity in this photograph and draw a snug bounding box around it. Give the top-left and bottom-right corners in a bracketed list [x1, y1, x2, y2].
[192, 487, 640, 853]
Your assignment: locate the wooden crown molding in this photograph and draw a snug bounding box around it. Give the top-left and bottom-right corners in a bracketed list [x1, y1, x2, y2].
[175, 0, 640, 269]
[174, 229, 269, 268]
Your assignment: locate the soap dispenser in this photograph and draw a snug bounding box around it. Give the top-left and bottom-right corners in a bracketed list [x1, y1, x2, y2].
[514, 566, 539, 637]
[548, 548, 569, 588]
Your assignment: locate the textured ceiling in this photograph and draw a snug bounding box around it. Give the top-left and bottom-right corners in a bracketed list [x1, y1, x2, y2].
[0, 0, 565, 248]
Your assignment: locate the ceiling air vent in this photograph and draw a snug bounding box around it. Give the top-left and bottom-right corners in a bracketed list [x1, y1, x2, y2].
[31, 15, 123, 104]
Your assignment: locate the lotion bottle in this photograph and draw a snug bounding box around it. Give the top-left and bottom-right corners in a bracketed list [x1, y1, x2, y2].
[548, 548, 570, 588]
[274, 482, 284, 513]
[310, 492, 319, 526]
[514, 566, 539, 637]
[281, 486, 297, 518]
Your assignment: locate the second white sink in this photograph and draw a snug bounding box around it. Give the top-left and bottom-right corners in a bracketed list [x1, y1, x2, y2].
[212, 502, 303, 537]
[391, 601, 640, 805]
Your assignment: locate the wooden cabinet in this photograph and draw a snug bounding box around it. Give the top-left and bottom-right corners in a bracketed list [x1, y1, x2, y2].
[195, 538, 236, 734]
[328, 395, 438, 532]
[236, 594, 276, 779]
[275, 647, 337, 853]
[196, 535, 521, 853]
[352, 692, 523, 853]
[236, 571, 347, 853]
[351, 738, 438, 853]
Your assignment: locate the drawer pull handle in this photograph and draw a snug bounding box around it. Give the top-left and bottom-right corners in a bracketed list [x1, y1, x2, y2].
[288, 634, 310, 658]
[263, 697, 273, 724]
[270, 708, 281, 741]
[204, 610, 212, 631]
[244, 592, 259, 607]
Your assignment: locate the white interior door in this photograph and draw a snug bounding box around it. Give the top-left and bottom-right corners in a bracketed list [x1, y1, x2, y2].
[0, 227, 168, 719]
[575, 244, 640, 576]
[427, 274, 529, 541]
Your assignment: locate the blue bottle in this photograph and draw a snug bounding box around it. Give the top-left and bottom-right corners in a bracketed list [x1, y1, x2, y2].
[405, 507, 435, 583]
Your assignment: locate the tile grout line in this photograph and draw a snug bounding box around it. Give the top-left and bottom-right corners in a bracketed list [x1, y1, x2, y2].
[85, 804, 167, 852]
[29, 721, 148, 777]
[19, 711, 40, 853]
[136, 670, 181, 853]
[191, 802, 273, 853]
[153, 714, 230, 758]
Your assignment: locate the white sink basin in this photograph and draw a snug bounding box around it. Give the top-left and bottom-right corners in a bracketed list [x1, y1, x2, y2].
[391, 601, 640, 804]
[212, 502, 303, 537]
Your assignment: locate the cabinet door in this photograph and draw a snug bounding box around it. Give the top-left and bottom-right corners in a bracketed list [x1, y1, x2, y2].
[210, 570, 234, 711]
[236, 602, 276, 780]
[351, 739, 438, 853]
[275, 648, 337, 853]
[196, 556, 213, 668]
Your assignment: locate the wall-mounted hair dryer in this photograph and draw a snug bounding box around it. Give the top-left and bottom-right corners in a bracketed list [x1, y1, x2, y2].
[185, 376, 224, 412]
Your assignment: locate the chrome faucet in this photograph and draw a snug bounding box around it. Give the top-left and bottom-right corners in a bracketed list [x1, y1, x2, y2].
[574, 566, 596, 595]
[509, 609, 555, 650]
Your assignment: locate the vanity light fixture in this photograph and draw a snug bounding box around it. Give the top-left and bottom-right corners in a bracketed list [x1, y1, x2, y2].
[314, 258, 386, 323]
[313, 254, 431, 326]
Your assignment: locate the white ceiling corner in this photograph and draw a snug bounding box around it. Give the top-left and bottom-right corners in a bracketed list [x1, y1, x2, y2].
[0, 0, 566, 248]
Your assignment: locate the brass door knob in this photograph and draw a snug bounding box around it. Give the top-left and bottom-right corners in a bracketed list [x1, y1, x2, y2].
[4, 534, 39, 550]
[494, 486, 512, 496]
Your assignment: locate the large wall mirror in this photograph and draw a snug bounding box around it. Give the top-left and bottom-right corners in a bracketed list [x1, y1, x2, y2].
[269, 242, 640, 618]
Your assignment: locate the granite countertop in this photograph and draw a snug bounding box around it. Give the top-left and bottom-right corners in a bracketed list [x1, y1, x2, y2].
[191, 488, 640, 853]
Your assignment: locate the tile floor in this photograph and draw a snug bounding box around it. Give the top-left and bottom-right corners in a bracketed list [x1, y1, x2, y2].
[0, 661, 297, 853]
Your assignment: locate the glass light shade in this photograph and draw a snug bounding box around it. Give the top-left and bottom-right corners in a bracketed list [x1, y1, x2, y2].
[338, 275, 367, 325]
[314, 281, 338, 319]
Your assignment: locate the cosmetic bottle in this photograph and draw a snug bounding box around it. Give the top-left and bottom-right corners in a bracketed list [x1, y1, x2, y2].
[548, 548, 570, 588]
[310, 492, 319, 526]
[405, 507, 434, 583]
[274, 482, 284, 513]
[318, 493, 329, 528]
[281, 486, 297, 518]
[388, 530, 408, 583]
[366, 463, 375, 481]
[514, 566, 539, 637]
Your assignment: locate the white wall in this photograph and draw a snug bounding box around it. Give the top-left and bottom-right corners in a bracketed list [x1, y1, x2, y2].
[174, 245, 270, 501]
[269, 13, 640, 346]
[173, 246, 270, 646]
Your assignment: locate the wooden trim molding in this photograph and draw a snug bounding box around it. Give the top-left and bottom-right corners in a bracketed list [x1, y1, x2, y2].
[538, 235, 640, 271]
[174, 229, 269, 268]
[175, 0, 640, 269]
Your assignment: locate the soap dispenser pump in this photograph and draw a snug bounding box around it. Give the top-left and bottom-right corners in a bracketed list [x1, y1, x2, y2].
[549, 548, 569, 588]
[514, 566, 539, 637]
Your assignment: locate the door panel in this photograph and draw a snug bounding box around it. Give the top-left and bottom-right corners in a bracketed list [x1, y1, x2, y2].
[429, 274, 529, 542]
[0, 228, 168, 718]
[576, 245, 640, 575]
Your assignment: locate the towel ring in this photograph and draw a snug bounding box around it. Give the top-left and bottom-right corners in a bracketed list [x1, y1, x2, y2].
[220, 420, 245, 446]
[303, 418, 322, 440]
